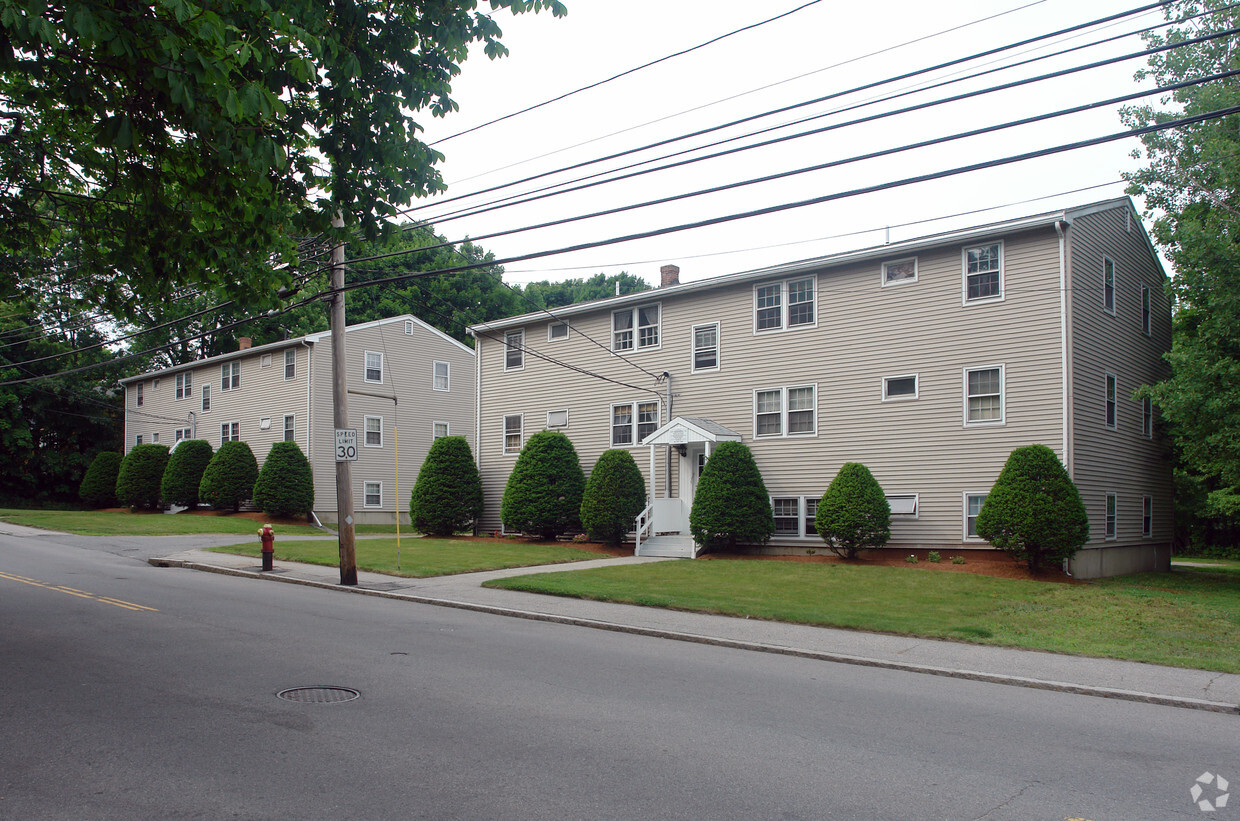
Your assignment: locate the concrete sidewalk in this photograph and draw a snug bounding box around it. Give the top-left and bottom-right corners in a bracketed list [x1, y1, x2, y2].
[150, 547, 1240, 715]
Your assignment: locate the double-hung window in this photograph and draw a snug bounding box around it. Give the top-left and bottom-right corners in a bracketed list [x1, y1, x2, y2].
[611, 401, 659, 447]
[1142, 495, 1153, 538]
[221, 362, 240, 391]
[175, 372, 192, 400]
[964, 493, 987, 539]
[754, 276, 815, 332]
[770, 496, 821, 538]
[1142, 396, 1153, 439]
[174, 427, 192, 442]
[1105, 373, 1118, 430]
[136, 383, 143, 407]
[201, 385, 210, 412]
[754, 385, 816, 438]
[1141, 285, 1152, 335]
[283, 415, 295, 442]
[221, 421, 240, 444]
[503, 414, 523, 455]
[364, 482, 382, 508]
[964, 366, 1004, 425]
[1105, 493, 1117, 539]
[136, 434, 143, 445]
[692, 323, 719, 372]
[364, 351, 383, 384]
[364, 416, 383, 448]
[433, 361, 450, 392]
[433, 421, 449, 439]
[613, 305, 660, 351]
[1103, 257, 1116, 314]
[504, 330, 524, 371]
[963, 243, 1002, 303]
[284, 349, 296, 380]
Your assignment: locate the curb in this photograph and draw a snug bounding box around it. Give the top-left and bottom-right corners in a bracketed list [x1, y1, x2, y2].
[150, 557, 1240, 715]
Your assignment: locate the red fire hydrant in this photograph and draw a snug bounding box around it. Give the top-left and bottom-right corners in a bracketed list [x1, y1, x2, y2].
[258, 524, 275, 571]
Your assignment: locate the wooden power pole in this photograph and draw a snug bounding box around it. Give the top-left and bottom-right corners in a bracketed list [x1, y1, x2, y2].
[330, 215, 358, 585]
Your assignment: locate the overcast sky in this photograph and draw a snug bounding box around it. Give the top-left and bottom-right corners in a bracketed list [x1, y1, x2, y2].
[408, 0, 1176, 287]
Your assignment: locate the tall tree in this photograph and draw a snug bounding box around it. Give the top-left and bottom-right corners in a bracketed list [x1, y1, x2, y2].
[1122, 1, 1240, 522]
[0, 0, 566, 318]
[521, 272, 651, 309]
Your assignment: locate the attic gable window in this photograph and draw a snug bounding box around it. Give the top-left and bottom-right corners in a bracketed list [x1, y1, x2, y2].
[754, 276, 815, 333]
[613, 304, 660, 351]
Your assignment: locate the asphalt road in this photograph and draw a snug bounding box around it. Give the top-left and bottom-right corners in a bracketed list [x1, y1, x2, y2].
[1, 531, 1236, 820]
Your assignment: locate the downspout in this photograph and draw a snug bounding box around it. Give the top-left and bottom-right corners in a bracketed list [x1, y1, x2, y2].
[1056, 220, 1073, 477]
[472, 330, 482, 534]
[663, 371, 673, 499]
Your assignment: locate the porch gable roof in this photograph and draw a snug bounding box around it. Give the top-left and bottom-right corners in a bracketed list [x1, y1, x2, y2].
[641, 416, 742, 446]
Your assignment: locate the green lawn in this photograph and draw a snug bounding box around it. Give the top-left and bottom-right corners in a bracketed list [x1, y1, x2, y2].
[485, 560, 1240, 672]
[212, 537, 602, 577]
[0, 508, 324, 537]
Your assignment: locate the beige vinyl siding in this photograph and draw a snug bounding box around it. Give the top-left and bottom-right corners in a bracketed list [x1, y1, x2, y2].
[1067, 206, 1173, 552]
[473, 226, 1067, 546]
[308, 318, 476, 524]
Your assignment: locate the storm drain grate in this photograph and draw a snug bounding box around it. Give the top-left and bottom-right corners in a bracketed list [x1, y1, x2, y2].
[276, 686, 360, 704]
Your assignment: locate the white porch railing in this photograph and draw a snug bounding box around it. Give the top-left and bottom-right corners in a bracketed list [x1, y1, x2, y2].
[634, 503, 654, 555]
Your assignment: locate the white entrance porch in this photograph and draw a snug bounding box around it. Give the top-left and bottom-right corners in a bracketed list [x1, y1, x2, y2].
[634, 416, 742, 558]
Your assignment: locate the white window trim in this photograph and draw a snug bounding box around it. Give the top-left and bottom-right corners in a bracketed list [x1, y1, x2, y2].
[610, 400, 662, 448]
[770, 495, 821, 539]
[1105, 492, 1118, 540]
[961, 241, 1004, 306]
[364, 351, 384, 384]
[1103, 256, 1117, 316]
[752, 275, 818, 335]
[135, 434, 143, 445]
[963, 364, 1005, 427]
[546, 409, 569, 429]
[221, 361, 240, 392]
[220, 421, 240, 445]
[503, 413, 524, 456]
[136, 383, 143, 406]
[691, 322, 720, 374]
[364, 481, 383, 509]
[881, 257, 918, 287]
[175, 372, 192, 400]
[284, 348, 296, 380]
[1142, 495, 1153, 538]
[364, 415, 384, 448]
[151, 432, 159, 444]
[886, 494, 919, 518]
[504, 329, 525, 372]
[612, 303, 663, 352]
[259, 416, 272, 431]
[283, 415, 295, 442]
[1142, 396, 1153, 440]
[964, 491, 988, 541]
[1104, 372, 1118, 431]
[174, 427, 192, 442]
[404, 319, 414, 335]
[753, 384, 818, 439]
[1141, 284, 1152, 336]
[260, 353, 273, 368]
[433, 360, 450, 392]
[882, 373, 919, 402]
[432, 421, 449, 439]
[547, 320, 570, 342]
[201, 384, 210, 412]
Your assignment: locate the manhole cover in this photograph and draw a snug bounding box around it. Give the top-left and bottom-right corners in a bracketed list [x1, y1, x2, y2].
[276, 686, 360, 704]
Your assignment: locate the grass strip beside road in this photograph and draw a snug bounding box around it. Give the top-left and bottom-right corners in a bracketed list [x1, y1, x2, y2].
[211, 538, 600, 578]
[485, 560, 1240, 673]
[0, 508, 324, 537]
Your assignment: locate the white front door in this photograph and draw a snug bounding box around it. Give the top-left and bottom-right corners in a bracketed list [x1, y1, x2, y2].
[677, 444, 707, 531]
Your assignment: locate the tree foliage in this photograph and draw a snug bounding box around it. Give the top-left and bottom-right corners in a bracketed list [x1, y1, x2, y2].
[198, 441, 258, 512]
[974, 444, 1090, 572]
[410, 435, 483, 536]
[501, 430, 585, 540]
[521, 273, 651, 310]
[579, 449, 647, 546]
[115, 443, 168, 510]
[814, 463, 891, 559]
[253, 441, 315, 518]
[689, 441, 774, 550]
[79, 451, 121, 508]
[161, 439, 214, 508]
[1122, 1, 1240, 527]
[0, 0, 566, 318]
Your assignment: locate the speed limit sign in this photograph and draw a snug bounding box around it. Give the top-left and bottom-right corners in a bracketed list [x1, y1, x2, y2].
[334, 429, 358, 462]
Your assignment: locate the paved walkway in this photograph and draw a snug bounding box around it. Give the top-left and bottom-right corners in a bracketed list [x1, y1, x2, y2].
[146, 546, 1240, 715]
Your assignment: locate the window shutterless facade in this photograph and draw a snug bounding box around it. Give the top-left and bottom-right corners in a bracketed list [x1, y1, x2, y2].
[285, 349, 296, 380]
[1142, 396, 1153, 439]
[364, 415, 383, 447]
[136, 383, 143, 406]
[546, 409, 569, 428]
[1141, 285, 1151, 335]
[1142, 495, 1152, 538]
[364, 482, 382, 508]
[433, 361, 449, 392]
[754, 385, 816, 438]
[1103, 257, 1116, 314]
[151, 432, 159, 443]
[284, 415, 295, 442]
[882, 374, 918, 401]
[174, 427, 192, 441]
[136, 434, 143, 445]
[504, 330, 524, 371]
[963, 365, 1004, 425]
[691, 323, 719, 372]
[611, 401, 659, 446]
[433, 421, 449, 439]
[1105, 373, 1117, 430]
[364, 351, 383, 383]
[548, 321, 569, 341]
[220, 361, 240, 391]
[769, 496, 821, 538]
[503, 414, 523, 455]
[201, 385, 210, 412]
[221, 421, 239, 444]
[175, 372, 192, 400]
[882, 257, 917, 286]
[612, 304, 660, 351]
[1105, 492, 1117, 540]
[964, 492, 987, 539]
[754, 276, 815, 332]
[963, 242, 1002, 303]
[887, 494, 919, 516]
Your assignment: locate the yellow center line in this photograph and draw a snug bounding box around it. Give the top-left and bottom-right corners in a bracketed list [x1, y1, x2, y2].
[0, 571, 158, 612]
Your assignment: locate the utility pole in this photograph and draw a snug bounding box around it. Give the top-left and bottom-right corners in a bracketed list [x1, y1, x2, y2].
[330, 214, 358, 585]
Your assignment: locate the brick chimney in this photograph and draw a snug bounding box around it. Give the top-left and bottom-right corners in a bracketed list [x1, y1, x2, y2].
[660, 264, 680, 288]
[238, 337, 252, 351]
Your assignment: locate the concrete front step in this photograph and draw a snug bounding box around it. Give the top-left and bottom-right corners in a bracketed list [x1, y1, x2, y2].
[636, 536, 696, 558]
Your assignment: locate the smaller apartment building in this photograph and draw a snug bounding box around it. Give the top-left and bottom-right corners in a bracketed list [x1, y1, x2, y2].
[120, 315, 475, 524]
[468, 198, 1172, 578]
